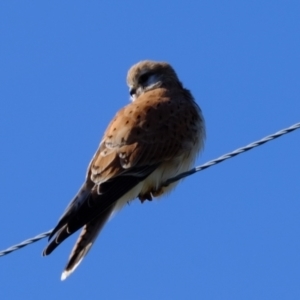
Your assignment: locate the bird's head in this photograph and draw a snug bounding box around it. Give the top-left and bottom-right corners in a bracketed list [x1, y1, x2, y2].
[127, 60, 182, 101]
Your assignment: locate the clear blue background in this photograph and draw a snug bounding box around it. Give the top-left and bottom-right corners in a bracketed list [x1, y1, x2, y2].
[1, 1, 299, 299]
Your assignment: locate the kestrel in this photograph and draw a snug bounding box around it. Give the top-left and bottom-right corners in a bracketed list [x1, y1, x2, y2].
[43, 60, 205, 280]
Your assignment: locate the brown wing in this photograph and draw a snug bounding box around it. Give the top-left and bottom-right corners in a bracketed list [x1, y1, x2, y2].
[70, 87, 200, 231]
[90, 87, 200, 183]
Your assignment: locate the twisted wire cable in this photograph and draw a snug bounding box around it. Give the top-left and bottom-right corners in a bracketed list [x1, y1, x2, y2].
[0, 230, 53, 257]
[165, 122, 300, 185]
[0, 122, 299, 257]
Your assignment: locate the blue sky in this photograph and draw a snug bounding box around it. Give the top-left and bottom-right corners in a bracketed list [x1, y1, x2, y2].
[1, 1, 300, 299]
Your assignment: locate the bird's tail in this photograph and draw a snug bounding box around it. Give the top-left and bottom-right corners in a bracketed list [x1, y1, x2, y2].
[61, 207, 114, 281]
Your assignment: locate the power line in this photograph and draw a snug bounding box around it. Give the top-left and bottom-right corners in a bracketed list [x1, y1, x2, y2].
[0, 230, 53, 257]
[0, 122, 299, 257]
[164, 122, 300, 185]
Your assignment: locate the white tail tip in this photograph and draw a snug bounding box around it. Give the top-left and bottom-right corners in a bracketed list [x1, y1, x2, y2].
[61, 271, 70, 281]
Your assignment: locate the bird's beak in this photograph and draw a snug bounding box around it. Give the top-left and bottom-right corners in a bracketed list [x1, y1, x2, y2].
[129, 87, 136, 101]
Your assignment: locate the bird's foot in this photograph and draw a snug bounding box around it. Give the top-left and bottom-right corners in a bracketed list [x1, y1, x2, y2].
[138, 192, 152, 203]
[138, 187, 164, 203]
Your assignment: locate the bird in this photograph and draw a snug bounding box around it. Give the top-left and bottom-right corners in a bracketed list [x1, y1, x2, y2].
[43, 60, 205, 280]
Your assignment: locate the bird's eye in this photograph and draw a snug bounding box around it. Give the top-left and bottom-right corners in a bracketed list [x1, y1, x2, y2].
[139, 73, 150, 84]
